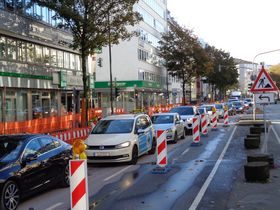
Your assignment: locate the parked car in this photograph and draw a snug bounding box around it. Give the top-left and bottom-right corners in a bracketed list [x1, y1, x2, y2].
[198, 107, 211, 126]
[151, 113, 185, 143]
[0, 134, 72, 210]
[199, 104, 216, 122]
[169, 106, 200, 135]
[244, 98, 253, 107]
[232, 101, 245, 113]
[214, 103, 225, 119]
[225, 102, 237, 116]
[85, 114, 156, 164]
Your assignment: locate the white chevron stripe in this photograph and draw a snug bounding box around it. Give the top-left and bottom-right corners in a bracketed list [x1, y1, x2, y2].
[70, 160, 86, 192]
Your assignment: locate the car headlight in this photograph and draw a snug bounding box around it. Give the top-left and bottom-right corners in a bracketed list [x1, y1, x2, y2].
[186, 118, 192, 123]
[115, 141, 130, 149]
[166, 128, 173, 134]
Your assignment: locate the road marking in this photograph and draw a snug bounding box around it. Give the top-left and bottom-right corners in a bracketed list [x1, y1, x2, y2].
[272, 125, 280, 144]
[103, 166, 132, 182]
[181, 148, 190, 156]
[189, 125, 237, 210]
[46, 202, 63, 210]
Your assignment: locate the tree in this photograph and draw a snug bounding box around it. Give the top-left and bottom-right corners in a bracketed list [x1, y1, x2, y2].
[158, 18, 212, 104]
[204, 45, 238, 100]
[33, 0, 141, 124]
[269, 64, 280, 90]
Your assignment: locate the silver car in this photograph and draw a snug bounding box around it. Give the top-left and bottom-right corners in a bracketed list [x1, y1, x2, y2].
[151, 113, 185, 143]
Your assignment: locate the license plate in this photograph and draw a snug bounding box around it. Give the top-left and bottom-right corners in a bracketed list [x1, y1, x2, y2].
[93, 152, 110, 157]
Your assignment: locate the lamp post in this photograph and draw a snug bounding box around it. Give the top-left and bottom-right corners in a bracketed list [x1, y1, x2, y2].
[251, 49, 280, 120]
[108, 12, 114, 115]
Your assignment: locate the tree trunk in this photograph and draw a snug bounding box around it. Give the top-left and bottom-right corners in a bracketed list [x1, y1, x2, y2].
[81, 49, 88, 127]
[189, 82, 192, 104]
[182, 80, 186, 105]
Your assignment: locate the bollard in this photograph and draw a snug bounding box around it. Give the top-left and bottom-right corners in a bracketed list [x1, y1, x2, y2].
[70, 160, 89, 210]
[152, 130, 170, 174]
[223, 108, 229, 126]
[211, 110, 218, 130]
[191, 116, 202, 146]
[201, 114, 208, 136]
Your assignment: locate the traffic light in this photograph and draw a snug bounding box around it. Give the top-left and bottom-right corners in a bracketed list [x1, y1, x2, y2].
[97, 58, 103, 67]
[115, 88, 120, 97]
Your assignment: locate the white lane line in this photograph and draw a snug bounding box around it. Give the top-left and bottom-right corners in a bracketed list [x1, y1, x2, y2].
[46, 202, 63, 210]
[181, 148, 190, 156]
[103, 166, 132, 182]
[272, 125, 280, 144]
[189, 125, 237, 210]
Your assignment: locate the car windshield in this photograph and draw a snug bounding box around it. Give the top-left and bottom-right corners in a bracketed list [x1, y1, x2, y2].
[215, 104, 223, 109]
[0, 140, 23, 163]
[91, 119, 134, 134]
[169, 107, 194, 115]
[227, 103, 233, 108]
[201, 106, 212, 111]
[198, 108, 205, 114]
[151, 115, 174, 124]
[233, 101, 242, 106]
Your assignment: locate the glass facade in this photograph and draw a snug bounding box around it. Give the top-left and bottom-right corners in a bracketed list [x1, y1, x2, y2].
[135, 5, 165, 33]
[143, 0, 165, 18]
[0, 35, 81, 71]
[139, 28, 160, 48]
[0, 0, 63, 27]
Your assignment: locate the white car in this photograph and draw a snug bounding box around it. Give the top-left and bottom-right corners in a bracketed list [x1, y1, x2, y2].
[169, 106, 200, 135]
[151, 113, 185, 143]
[85, 114, 156, 164]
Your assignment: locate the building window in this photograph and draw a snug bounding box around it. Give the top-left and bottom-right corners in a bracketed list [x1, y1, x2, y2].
[50, 49, 57, 66]
[6, 38, 17, 60]
[27, 43, 35, 62]
[57, 50, 63, 68]
[18, 41, 27, 62]
[43, 47, 50, 65]
[63, 52, 70, 69]
[0, 36, 6, 58]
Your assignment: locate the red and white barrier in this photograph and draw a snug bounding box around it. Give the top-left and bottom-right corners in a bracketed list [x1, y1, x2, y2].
[192, 116, 200, 143]
[201, 114, 208, 135]
[211, 111, 218, 129]
[156, 130, 167, 167]
[70, 160, 89, 210]
[223, 109, 229, 126]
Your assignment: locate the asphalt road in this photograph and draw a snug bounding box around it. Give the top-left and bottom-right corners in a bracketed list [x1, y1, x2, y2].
[18, 104, 280, 210]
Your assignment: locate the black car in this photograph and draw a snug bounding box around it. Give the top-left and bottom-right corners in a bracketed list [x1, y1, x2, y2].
[0, 134, 72, 210]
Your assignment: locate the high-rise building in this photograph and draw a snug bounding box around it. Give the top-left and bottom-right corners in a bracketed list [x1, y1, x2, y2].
[0, 1, 88, 122]
[94, 0, 174, 113]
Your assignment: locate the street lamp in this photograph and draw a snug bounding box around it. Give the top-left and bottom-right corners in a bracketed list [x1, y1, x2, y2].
[251, 49, 280, 120]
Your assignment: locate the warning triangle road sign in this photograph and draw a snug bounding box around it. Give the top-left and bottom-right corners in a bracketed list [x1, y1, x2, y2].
[250, 66, 279, 92]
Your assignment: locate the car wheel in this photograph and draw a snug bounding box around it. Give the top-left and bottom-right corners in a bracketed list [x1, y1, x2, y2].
[148, 138, 156, 155]
[61, 163, 70, 188]
[129, 145, 138, 165]
[0, 180, 20, 210]
[173, 132, 178, 144]
[181, 129, 186, 139]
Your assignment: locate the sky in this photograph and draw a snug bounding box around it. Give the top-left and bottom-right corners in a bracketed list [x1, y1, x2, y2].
[167, 0, 280, 66]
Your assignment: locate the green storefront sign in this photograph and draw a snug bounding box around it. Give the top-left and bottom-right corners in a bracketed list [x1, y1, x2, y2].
[0, 71, 52, 80]
[95, 80, 162, 89]
[60, 71, 67, 88]
[89, 75, 95, 89]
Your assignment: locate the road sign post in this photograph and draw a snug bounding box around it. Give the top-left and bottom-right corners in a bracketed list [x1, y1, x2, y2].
[250, 66, 279, 140]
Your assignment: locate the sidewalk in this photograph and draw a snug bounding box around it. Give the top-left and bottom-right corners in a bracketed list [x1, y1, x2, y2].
[226, 123, 280, 210]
